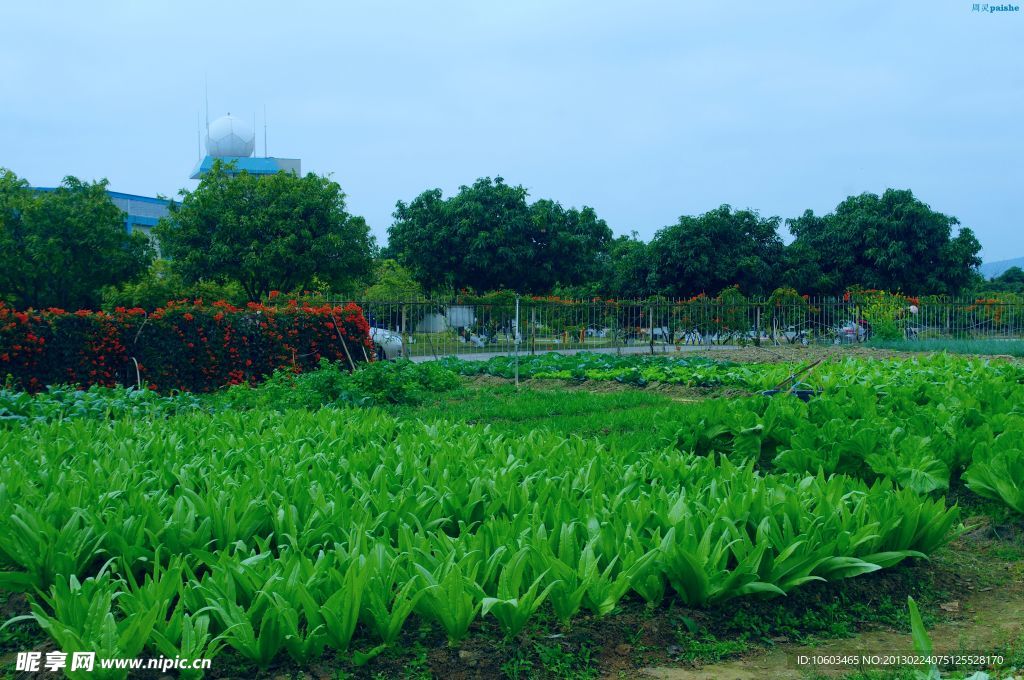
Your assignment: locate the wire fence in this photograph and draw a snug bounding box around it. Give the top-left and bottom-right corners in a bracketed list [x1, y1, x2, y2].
[333, 296, 1024, 359]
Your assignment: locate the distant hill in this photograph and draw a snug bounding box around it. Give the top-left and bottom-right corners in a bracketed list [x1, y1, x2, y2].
[980, 257, 1024, 279]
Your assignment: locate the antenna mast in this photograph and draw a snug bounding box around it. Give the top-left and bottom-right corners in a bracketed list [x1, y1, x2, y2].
[263, 105, 268, 158]
[204, 75, 210, 134]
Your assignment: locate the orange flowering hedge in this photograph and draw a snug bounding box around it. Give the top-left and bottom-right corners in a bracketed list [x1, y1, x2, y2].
[0, 299, 373, 393]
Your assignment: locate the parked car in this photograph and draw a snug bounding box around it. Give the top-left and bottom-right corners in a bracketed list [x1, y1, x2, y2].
[369, 328, 403, 360]
[835, 319, 870, 343]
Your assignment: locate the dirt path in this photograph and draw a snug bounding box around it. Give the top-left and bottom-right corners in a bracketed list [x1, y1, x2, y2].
[637, 585, 1024, 679]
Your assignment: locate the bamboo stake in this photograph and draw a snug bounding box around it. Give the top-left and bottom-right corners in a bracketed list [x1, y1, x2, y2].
[329, 309, 358, 372]
[130, 357, 142, 390]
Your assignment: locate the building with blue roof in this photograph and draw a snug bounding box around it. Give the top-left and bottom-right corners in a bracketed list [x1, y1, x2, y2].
[106, 191, 175, 238]
[30, 187, 174, 241]
[189, 155, 301, 179]
[189, 113, 300, 179]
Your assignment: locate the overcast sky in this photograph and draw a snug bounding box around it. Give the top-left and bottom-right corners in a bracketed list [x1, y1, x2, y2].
[1, 1, 1020, 260]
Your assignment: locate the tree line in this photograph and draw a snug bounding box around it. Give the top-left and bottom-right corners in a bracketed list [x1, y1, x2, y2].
[386, 177, 984, 299]
[0, 164, 1005, 312]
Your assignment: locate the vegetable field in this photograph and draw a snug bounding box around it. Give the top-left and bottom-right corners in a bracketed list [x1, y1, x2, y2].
[1, 350, 1023, 678]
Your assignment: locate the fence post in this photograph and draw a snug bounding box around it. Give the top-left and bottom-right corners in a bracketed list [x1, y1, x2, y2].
[530, 305, 536, 355]
[615, 303, 622, 355]
[401, 303, 410, 359]
[514, 295, 520, 387]
[649, 304, 655, 355]
[755, 304, 761, 346]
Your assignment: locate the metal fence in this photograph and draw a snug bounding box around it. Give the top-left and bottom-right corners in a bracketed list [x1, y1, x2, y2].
[334, 296, 1024, 359]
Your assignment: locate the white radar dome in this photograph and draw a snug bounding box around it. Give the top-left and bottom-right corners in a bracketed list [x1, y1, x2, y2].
[206, 114, 255, 157]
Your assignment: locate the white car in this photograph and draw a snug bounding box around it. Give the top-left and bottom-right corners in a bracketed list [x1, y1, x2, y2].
[369, 328, 403, 360]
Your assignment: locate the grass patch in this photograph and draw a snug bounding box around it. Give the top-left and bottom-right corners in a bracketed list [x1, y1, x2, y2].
[387, 381, 700, 450]
[868, 338, 1024, 357]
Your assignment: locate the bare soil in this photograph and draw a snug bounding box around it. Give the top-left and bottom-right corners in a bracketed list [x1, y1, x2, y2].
[686, 344, 910, 364]
[638, 584, 1024, 680]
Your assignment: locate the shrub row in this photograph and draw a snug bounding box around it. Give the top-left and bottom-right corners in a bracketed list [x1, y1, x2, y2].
[0, 299, 373, 393]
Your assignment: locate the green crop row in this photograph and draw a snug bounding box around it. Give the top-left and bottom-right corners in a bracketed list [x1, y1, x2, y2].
[0, 383, 205, 427]
[1, 408, 958, 676]
[438, 352, 1024, 513]
[439, 352, 794, 389]
[668, 355, 1024, 513]
[0, 359, 462, 428]
[209, 358, 462, 411]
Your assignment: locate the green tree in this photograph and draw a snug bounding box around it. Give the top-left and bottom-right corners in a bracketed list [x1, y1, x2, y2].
[155, 161, 374, 301]
[101, 259, 248, 311]
[362, 259, 422, 301]
[597, 233, 654, 299]
[779, 211, 838, 294]
[997, 266, 1024, 286]
[527, 199, 613, 292]
[387, 177, 612, 294]
[784, 189, 981, 295]
[387, 178, 529, 293]
[979, 266, 1024, 295]
[0, 169, 153, 310]
[648, 205, 784, 298]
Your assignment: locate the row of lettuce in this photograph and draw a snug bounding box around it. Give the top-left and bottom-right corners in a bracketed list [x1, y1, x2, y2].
[2, 409, 958, 675]
[4, 351, 1022, 515]
[447, 352, 1024, 514]
[0, 359, 460, 426]
[667, 356, 1024, 514]
[440, 352, 795, 388]
[4, 352, 1022, 515]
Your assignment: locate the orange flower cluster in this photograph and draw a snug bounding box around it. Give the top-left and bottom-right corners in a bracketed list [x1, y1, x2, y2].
[966, 294, 1021, 327]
